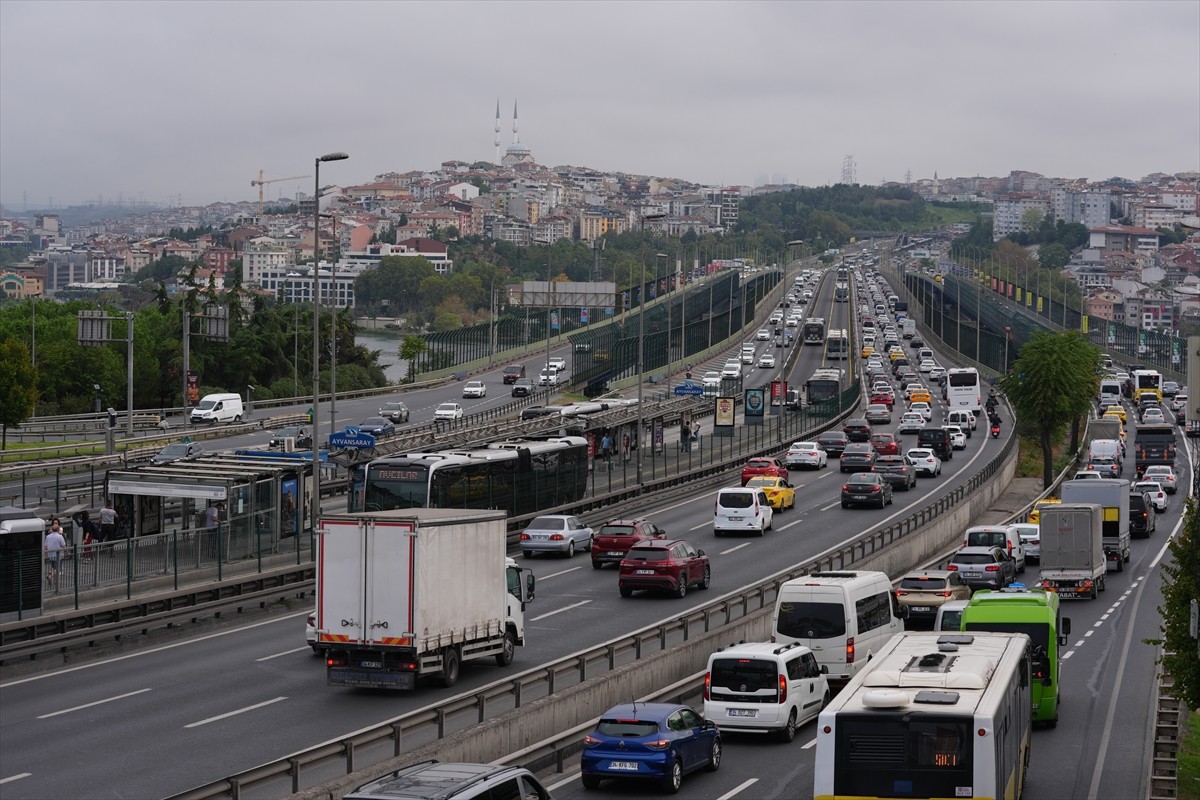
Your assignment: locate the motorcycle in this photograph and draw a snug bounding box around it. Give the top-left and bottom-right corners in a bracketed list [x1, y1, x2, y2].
[990, 423, 1001, 439]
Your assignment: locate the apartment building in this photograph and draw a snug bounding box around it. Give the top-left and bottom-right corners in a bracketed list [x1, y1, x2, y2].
[243, 237, 291, 285]
[577, 207, 627, 242]
[1089, 224, 1161, 253]
[992, 193, 1050, 240]
[1050, 187, 1111, 228]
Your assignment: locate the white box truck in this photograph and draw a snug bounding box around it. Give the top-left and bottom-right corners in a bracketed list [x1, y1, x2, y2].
[1060, 478, 1131, 571]
[1037, 503, 1107, 600]
[317, 507, 534, 690]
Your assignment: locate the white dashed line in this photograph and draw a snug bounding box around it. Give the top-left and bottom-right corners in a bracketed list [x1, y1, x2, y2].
[255, 646, 311, 662]
[717, 778, 761, 799]
[532, 601, 592, 621]
[820, 500, 841, 511]
[0, 773, 31, 785]
[720, 543, 754, 555]
[184, 696, 288, 728]
[37, 688, 152, 719]
[538, 566, 582, 581]
[802, 737, 818, 749]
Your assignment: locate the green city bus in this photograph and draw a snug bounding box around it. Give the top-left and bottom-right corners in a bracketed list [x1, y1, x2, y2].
[960, 587, 1071, 727]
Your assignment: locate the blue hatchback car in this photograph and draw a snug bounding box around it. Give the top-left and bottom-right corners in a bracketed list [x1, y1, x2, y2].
[580, 702, 721, 794]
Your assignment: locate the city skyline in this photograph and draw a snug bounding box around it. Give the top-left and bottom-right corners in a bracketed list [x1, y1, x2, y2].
[1, 0, 1197, 209]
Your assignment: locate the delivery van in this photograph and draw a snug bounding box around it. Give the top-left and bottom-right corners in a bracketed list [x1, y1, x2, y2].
[190, 393, 244, 425]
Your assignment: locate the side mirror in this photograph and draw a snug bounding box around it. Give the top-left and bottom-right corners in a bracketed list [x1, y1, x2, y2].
[525, 572, 536, 602]
[820, 665, 829, 674]
[1061, 617, 1071, 637]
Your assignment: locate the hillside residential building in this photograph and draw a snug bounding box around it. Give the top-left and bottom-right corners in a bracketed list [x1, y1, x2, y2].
[992, 193, 1051, 240]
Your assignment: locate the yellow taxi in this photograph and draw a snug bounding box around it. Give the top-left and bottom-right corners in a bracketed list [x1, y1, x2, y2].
[889, 348, 907, 362]
[861, 345, 876, 359]
[1027, 497, 1061, 525]
[908, 387, 932, 405]
[744, 476, 796, 510]
[1102, 405, 1126, 424]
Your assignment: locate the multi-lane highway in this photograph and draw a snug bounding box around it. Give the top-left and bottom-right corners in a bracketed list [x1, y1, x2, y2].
[0, 264, 1070, 799]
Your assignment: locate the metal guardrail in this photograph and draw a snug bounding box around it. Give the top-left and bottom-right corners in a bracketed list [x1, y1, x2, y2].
[1151, 651, 1182, 800]
[166, 433, 1017, 800]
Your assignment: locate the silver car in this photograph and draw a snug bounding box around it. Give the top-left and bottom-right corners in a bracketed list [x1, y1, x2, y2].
[1008, 523, 1040, 564]
[519, 514, 594, 558]
[1143, 465, 1177, 494]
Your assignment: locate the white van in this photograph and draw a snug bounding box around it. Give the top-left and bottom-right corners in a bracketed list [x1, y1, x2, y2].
[771, 570, 904, 688]
[703, 641, 829, 742]
[961, 524, 1026, 573]
[1099, 378, 1122, 406]
[946, 408, 976, 434]
[713, 487, 773, 537]
[190, 393, 244, 425]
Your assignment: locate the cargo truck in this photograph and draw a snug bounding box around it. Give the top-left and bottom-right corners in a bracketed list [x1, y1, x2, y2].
[1037, 503, 1106, 600]
[1134, 423, 1177, 477]
[1060, 477, 1131, 570]
[317, 508, 535, 690]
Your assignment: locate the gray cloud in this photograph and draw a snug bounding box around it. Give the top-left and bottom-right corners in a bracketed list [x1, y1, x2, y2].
[1, 0, 1196, 209]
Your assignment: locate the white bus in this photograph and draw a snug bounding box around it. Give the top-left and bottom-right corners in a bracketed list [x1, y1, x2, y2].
[803, 317, 827, 346]
[946, 367, 982, 415]
[826, 329, 850, 360]
[814, 631, 1032, 800]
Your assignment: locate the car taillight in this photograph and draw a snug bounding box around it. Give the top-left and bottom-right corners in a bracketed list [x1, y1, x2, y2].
[550, 533, 564, 540]
[938, 591, 952, 598]
[778, 673, 788, 703]
[869, 486, 880, 492]
[703, 672, 711, 701]
[846, 637, 856, 663]
[946, 564, 958, 571]
[895, 590, 908, 596]
[584, 735, 602, 746]
[520, 533, 531, 541]
[985, 565, 999, 572]
[645, 739, 672, 751]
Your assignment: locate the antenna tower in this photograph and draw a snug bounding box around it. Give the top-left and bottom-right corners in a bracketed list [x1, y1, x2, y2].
[841, 155, 856, 185]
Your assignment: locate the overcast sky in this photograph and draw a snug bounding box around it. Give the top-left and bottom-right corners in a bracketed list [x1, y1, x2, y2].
[2, 0, 1197, 211]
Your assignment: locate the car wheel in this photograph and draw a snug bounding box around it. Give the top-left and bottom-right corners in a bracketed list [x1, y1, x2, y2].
[662, 759, 683, 794]
[878, 495, 886, 509]
[778, 709, 798, 743]
[566, 541, 576, 558]
[700, 565, 711, 590]
[581, 774, 602, 790]
[619, 585, 633, 598]
[841, 501, 848, 508]
[523, 550, 534, 559]
[706, 738, 722, 771]
[676, 579, 688, 599]
[592, 560, 602, 570]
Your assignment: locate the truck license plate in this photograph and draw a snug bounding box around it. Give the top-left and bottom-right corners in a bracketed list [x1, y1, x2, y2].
[609, 761, 638, 771]
[359, 660, 382, 669]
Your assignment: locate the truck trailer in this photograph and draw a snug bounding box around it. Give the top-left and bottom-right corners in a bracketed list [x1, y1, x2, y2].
[317, 507, 535, 690]
[1060, 478, 1131, 570]
[1037, 503, 1106, 600]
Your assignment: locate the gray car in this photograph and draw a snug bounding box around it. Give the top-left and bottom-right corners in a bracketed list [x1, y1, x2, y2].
[151, 441, 203, 464]
[520, 514, 594, 558]
[946, 546, 1016, 591]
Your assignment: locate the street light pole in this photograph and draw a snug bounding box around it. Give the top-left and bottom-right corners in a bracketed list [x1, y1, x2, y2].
[311, 151, 348, 536]
[636, 212, 665, 484]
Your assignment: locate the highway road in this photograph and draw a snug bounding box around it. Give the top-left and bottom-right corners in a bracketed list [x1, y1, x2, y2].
[0, 264, 1018, 799]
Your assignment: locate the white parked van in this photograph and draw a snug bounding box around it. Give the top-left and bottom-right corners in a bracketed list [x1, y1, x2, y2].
[713, 487, 773, 536]
[771, 570, 904, 688]
[190, 393, 244, 425]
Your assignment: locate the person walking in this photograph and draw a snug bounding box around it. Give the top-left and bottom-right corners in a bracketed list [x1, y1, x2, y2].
[45, 521, 67, 592]
[600, 432, 613, 466]
[680, 419, 691, 452]
[76, 510, 101, 558]
[99, 500, 118, 555]
[622, 432, 631, 462]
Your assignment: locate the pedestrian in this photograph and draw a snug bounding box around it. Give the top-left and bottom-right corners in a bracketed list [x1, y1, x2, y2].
[600, 432, 613, 463]
[45, 520, 67, 592]
[99, 500, 117, 553]
[76, 510, 101, 558]
[204, 502, 224, 528]
[680, 420, 691, 452]
[622, 432, 631, 462]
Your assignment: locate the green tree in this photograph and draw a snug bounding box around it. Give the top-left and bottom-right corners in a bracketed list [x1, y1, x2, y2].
[1148, 497, 1200, 708]
[1020, 208, 1044, 233]
[1000, 330, 1097, 487]
[399, 335, 427, 383]
[0, 337, 37, 448]
[1038, 243, 1070, 271]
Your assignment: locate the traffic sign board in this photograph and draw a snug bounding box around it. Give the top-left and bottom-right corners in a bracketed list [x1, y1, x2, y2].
[673, 382, 704, 397]
[329, 431, 377, 449]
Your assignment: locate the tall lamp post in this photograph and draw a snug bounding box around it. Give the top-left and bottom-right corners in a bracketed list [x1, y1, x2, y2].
[655, 253, 670, 378]
[311, 151, 348, 535]
[636, 211, 666, 484]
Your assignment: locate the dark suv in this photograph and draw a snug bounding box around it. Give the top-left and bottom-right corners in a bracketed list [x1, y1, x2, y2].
[591, 518, 667, 568]
[842, 419, 872, 442]
[502, 364, 526, 384]
[1129, 492, 1156, 538]
[916, 427, 953, 461]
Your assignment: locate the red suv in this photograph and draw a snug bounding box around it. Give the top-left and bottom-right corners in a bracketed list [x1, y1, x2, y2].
[591, 518, 668, 569]
[741, 457, 788, 485]
[870, 391, 894, 409]
[618, 539, 711, 598]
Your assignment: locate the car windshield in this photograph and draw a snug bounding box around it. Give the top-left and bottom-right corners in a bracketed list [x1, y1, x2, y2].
[745, 478, 776, 488]
[361, 418, 386, 425]
[953, 553, 994, 565]
[599, 525, 636, 537]
[709, 658, 777, 690]
[382, 403, 404, 411]
[158, 444, 187, 456]
[437, 404, 455, 411]
[528, 516, 567, 530]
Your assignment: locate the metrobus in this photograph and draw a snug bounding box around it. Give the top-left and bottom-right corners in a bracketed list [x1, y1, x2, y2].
[826, 329, 850, 360]
[359, 436, 589, 516]
[814, 631, 1032, 800]
[836, 266, 849, 282]
[834, 282, 850, 303]
[805, 367, 846, 406]
[803, 317, 827, 345]
[1132, 369, 1163, 402]
[960, 588, 1070, 727]
[946, 367, 983, 415]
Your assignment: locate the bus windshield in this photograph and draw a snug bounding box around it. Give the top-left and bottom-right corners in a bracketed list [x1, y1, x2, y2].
[363, 464, 429, 511]
[833, 715, 973, 797]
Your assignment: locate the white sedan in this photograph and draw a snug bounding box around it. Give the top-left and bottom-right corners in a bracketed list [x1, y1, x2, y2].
[945, 425, 967, 450]
[758, 353, 776, 368]
[462, 380, 487, 398]
[434, 402, 464, 421]
[721, 361, 743, 378]
[702, 371, 722, 388]
[1143, 465, 1177, 494]
[918, 359, 937, 373]
[909, 401, 933, 421]
[906, 448, 942, 477]
[929, 366, 947, 381]
[785, 441, 827, 470]
[756, 328, 771, 341]
[897, 413, 927, 434]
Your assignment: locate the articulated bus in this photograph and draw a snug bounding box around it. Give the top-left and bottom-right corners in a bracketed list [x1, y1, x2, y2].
[803, 317, 827, 345]
[961, 588, 1070, 727]
[946, 367, 983, 415]
[806, 367, 846, 406]
[826, 329, 850, 360]
[815, 631, 1032, 800]
[359, 436, 589, 516]
[834, 282, 850, 303]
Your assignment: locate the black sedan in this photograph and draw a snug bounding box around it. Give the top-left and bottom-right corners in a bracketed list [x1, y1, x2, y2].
[839, 442, 877, 473]
[841, 472, 894, 509]
[268, 426, 312, 450]
[816, 431, 849, 457]
[874, 454, 917, 490]
[842, 418, 872, 442]
[356, 417, 396, 438]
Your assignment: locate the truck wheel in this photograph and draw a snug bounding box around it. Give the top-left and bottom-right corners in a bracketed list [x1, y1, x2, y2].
[495, 629, 516, 667]
[439, 647, 461, 688]
[1116, 556, 1124, 572]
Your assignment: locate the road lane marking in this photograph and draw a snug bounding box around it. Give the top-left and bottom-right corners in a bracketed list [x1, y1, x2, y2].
[546, 773, 580, 791]
[689, 521, 710, 531]
[37, 688, 152, 719]
[0, 773, 31, 785]
[802, 737, 818, 749]
[532, 601, 591, 622]
[819, 500, 841, 511]
[185, 696, 288, 728]
[538, 566, 582, 581]
[778, 518, 807, 530]
[717, 778, 760, 799]
[720, 543, 753, 555]
[0, 611, 311, 688]
[255, 646, 311, 662]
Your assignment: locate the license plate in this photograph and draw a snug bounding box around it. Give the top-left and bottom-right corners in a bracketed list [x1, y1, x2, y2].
[728, 708, 757, 717]
[534, 534, 548, 540]
[607, 551, 623, 556]
[853, 495, 867, 500]
[609, 761, 638, 772]
[963, 572, 980, 579]
[359, 660, 382, 668]
[636, 569, 654, 575]
[911, 606, 930, 612]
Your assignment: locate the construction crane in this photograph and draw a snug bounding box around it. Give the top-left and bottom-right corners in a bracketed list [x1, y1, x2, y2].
[250, 170, 309, 217]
